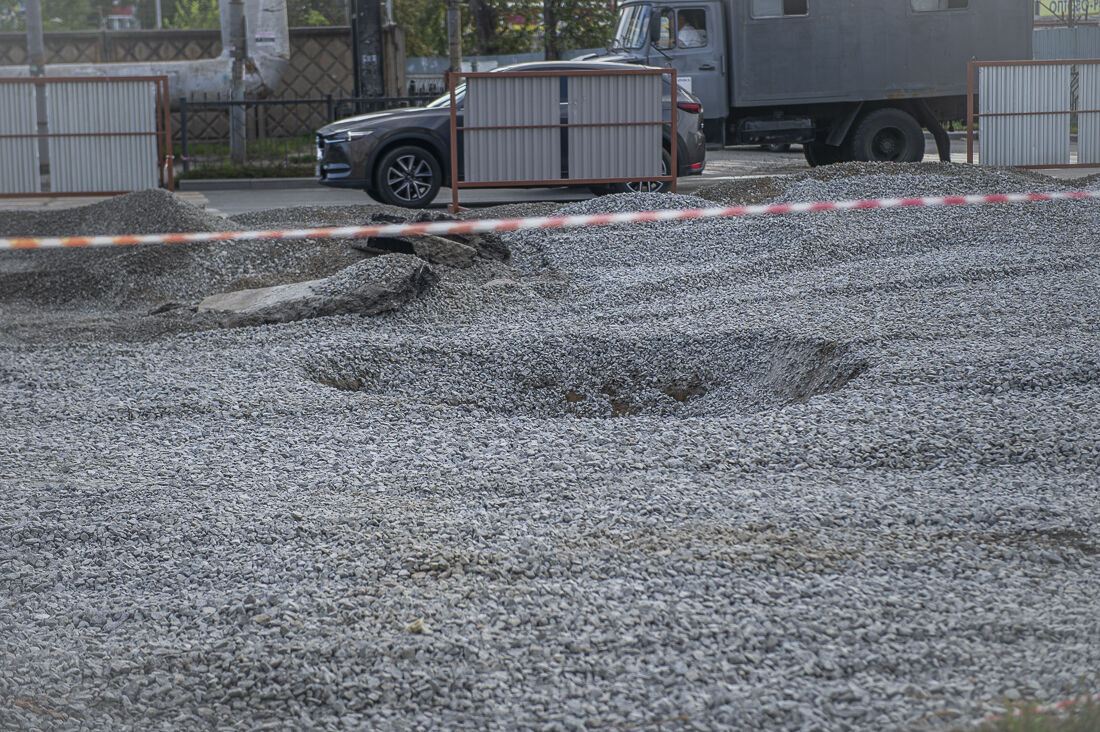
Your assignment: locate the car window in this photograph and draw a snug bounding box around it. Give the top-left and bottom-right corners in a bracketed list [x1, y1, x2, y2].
[427, 85, 465, 107]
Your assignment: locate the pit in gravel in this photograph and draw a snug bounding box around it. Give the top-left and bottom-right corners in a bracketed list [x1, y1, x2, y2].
[304, 332, 869, 418]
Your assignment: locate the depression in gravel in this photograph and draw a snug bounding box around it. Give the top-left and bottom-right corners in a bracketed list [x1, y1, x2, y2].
[1, 0, 1099, 730]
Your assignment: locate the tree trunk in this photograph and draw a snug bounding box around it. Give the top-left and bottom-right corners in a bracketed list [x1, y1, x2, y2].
[468, 0, 499, 55]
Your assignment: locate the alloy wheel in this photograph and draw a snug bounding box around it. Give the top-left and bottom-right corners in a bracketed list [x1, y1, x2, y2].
[386, 154, 435, 203]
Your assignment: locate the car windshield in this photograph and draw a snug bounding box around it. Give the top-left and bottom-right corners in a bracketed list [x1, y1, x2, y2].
[426, 84, 465, 108]
[611, 4, 651, 50]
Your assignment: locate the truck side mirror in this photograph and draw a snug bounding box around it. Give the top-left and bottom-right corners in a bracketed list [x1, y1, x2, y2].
[650, 16, 662, 44]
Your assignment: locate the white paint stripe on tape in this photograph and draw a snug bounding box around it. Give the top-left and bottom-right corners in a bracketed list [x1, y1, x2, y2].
[1, 189, 1098, 251]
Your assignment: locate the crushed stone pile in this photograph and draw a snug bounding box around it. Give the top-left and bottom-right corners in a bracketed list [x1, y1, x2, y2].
[695, 160, 1097, 205]
[1, 164, 1098, 730]
[0, 190, 365, 309]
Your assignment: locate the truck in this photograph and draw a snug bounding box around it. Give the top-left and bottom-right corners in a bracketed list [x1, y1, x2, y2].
[580, 0, 1033, 165]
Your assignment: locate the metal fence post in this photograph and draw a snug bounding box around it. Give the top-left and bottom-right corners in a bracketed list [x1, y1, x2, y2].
[966, 61, 975, 165]
[326, 93, 335, 123]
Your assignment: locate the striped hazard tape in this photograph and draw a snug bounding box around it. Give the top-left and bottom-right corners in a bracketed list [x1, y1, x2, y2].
[1, 189, 1098, 251]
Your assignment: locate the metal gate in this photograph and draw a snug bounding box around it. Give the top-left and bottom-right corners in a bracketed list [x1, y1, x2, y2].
[967, 59, 1100, 168]
[0, 75, 173, 196]
[448, 67, 675, 211]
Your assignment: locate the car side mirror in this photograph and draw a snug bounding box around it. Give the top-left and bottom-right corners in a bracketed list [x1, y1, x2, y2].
[649, 17, 661, 44]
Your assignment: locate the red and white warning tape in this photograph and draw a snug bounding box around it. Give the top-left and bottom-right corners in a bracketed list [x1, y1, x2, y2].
[974, 691, 1100, 726]
[1, 189, 1098, 251]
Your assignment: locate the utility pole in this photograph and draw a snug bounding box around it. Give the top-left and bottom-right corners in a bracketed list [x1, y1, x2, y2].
[25, 0, 49, 185]
[447, 0, 462, 75]
[24, 0, 44, 76]
[229, 0, 247, 164]
[351, 0, 385, 103]
[155, 0, 163, 29]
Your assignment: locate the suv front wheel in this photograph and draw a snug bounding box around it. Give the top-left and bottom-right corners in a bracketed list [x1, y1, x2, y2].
[373, 145, 442, 208]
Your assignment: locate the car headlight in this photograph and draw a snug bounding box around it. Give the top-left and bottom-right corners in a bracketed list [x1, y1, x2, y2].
[322, 130, 374, 144]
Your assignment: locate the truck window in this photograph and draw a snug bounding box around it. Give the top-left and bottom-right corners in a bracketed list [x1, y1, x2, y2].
[751, 0, 808, 18]
[677, 10, 707, 48]
[655, 9, 675, 50]
[612, 4, 651, 49]
[655, 8, 708, 50]
[911, 0, 968, 9]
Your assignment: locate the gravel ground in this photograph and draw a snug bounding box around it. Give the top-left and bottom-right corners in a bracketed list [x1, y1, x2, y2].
[1, 163, 1098, 730]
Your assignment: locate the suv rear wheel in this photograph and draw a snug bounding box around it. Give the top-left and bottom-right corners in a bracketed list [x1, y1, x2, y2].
[603, 149, 672, 195]
[373, 145, 442, 208]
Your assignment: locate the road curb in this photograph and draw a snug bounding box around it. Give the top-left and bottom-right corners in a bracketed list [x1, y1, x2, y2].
[177, 177, 319, 191]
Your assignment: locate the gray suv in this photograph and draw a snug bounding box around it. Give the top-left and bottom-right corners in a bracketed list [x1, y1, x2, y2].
[316, 61, 706, 208]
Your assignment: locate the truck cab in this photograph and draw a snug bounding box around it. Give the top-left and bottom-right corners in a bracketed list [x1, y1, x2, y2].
[605, 1, 730, 144]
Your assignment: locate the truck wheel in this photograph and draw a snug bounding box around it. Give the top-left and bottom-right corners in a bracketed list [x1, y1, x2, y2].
[848, 108, 925, 163]
[803, 141, 846, 167]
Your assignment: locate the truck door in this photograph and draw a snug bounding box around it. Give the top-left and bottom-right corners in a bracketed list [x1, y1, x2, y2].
[648, 2, 728, 139]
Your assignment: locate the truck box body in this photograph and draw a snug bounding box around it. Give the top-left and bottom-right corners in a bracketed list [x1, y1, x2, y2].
[730, 0, 1032, 108]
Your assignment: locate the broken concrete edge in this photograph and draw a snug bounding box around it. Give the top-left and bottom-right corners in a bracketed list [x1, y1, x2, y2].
[359, 212, 511, 266]
[195, 253, 438, 327]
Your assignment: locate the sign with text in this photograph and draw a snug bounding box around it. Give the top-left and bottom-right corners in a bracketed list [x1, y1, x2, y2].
[1036, 0, 1100, 18]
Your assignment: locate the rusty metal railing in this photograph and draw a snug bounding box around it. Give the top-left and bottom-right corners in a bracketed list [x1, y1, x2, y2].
[0, 75, 173, 197]
[967, 58, 1100, 169]
[447, 68, 677, 211]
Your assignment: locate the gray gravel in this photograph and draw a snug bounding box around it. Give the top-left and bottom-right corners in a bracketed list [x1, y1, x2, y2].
[1, 163, 1099, 730]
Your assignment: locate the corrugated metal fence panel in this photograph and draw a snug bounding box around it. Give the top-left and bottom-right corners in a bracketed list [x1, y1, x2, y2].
[1034, 27, 1100, 61]
[979, 65, 1070, 167]
[464, 76, 560, 183]
[567, 74, 662, 180]
[1079, 64, 1100, 165]
[0, 83, 41, 194]
[46, 80, 158, 193]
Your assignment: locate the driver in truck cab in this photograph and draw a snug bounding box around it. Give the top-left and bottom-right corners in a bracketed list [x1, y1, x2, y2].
[677, 10, 706, 48]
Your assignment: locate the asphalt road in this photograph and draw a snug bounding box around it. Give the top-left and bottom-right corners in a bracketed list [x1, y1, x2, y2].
[3, 140, 1095, 216]
[186, 146, 804, 216]
[192, 139, 1098, 217]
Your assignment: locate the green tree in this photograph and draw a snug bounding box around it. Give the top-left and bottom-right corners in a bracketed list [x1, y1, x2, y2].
[396, 0, 615, 59]
[165, 0, 219, 29]
[163, 0, 343, 30]
[544, 0, 616, 58]
[286, 0, 345, 26]
[0, 0, 100, 31]
[394, 0, 448, 57]
[0, 0, 22, 30]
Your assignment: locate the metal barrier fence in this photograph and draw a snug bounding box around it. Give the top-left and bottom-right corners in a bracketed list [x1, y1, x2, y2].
[967, 59, 1100, 168]
[0, 75, 172, 196]
[176, 94, 436, 174]
[448, 68, 676, 211]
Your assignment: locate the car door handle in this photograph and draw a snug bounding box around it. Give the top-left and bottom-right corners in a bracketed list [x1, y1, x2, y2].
[698, 63, 716, 70]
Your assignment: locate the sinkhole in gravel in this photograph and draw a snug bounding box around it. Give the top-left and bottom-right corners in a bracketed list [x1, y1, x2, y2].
[304, 332, 869, 418]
